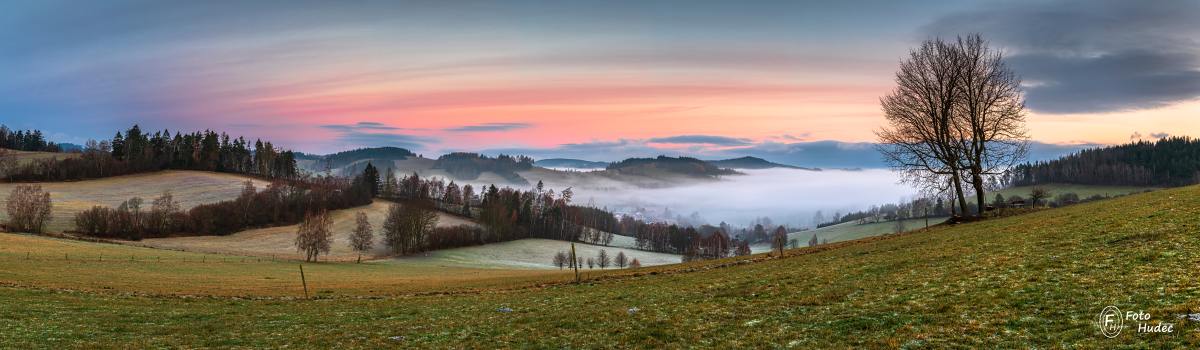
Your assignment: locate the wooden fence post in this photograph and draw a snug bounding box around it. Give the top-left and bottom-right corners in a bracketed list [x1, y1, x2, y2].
[571, 242, 580, 283]
[299, 264, 309, 299]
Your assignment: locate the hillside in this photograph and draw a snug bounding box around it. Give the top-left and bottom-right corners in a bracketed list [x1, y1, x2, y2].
[0, 170, 269, 232]
[432, 152, 533, 184]
[534, 158, 609, 170]
[708, 156, 812, 170]
[1010, 136, 1200, 187]
[296, 146, 415, 174]
[606, 155, 739, 178]
[3, 182, 1197, 347]
[0, 148, 80, 167]
[751, 216, 950, 252]
[136, 199, 476, 261]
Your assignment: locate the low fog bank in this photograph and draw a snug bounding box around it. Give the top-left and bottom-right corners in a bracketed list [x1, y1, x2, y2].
[565, 168, 918, 228]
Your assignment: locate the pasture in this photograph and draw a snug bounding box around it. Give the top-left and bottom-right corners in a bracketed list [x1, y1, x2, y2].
[3, 184, 1200, 347]
[0, 170, 270, 232]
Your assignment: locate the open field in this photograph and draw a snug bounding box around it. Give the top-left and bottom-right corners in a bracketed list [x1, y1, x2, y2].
[753, 216, 951, 253]
[991, 183, 1156, 200]
[397, 238, 681, 269]
[0, 171, 269, 232]
[3, 185, 1200, 347]
[2, 149, 80, 165]
[0, 233, 677, 296]
[0, 233, 565, 297]
[137, 199, 476, 261]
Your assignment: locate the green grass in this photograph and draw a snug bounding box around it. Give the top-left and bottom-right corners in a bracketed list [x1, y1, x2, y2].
[4, 185, 1200, 347]
[778, 216, 949, 249]
[990, 183, 1156, 201]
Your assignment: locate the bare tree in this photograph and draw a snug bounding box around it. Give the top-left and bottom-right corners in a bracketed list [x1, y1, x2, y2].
[586, 257, 595, 269]
[952, 34, 1029, 215]
[148, 190, 181, 234]
[877, 37, 971, 215]
[553, 251, 568, 269]
[382, 203, 438, 255]
[771, 226, 788, 256]
[614, 251, 628, 268]
[629, 258, 641, 269]
[4, 185, 52, 233]
[597, 249, 611, 269]
[1029, 187, 1050, 207]
[879, 35, 1027, 218]
[349, 212, 374, 263]
[295, 211, 333, 262]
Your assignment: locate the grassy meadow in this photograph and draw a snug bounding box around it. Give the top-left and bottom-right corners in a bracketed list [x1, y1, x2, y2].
[0, 170, 269, 232]
[3, 183, 1200, 347]
[137, 199, 477, 261]
[990, 183, 1156, 201]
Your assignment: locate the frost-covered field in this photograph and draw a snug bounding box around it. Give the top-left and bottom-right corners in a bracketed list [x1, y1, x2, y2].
[395, 238, 681, 269]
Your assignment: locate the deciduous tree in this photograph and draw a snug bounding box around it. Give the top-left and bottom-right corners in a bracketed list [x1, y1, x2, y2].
[295, 211, 333, 262]
[5, 185, 51, 233]
[597, 249, 611, 269]
[349, 211, 374, 263]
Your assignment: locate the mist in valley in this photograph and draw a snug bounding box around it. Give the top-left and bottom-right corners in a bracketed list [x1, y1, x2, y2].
[545, 168, 919, 229]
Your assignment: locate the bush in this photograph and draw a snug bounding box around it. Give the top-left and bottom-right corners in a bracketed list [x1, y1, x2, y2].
[5, 185, 52, 233]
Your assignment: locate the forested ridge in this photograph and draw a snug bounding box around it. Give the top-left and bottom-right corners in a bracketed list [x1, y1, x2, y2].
[1, 124, 298, 182]
[1008, 137, 1200, 187]
[0, 124, 64, 152]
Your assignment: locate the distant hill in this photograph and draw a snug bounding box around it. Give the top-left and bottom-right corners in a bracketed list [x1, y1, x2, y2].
[432, 152, 533, 185]
[606, 156, 739, 178]
[57, 143, 83, 152]
[708, 156, 814, 170]
[534, 158, 609, 169]
[297, 147, 415, 171]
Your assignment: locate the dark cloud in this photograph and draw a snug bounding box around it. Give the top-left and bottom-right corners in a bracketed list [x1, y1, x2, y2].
[320, 122, 433, 150]
[1151, 132, 1170, 139]
[647, 135, 753, 146]
[923, 0, 1200, 113]
[444, 122, 531, 132]
[319, 121, 401, 132]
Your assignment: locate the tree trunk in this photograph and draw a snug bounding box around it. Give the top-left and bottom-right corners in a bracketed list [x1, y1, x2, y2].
[950, 171, 969, 215]
[972, 171, 986, 217]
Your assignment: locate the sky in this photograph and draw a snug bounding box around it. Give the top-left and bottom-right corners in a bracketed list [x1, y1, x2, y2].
[1, 0, 1198, 163]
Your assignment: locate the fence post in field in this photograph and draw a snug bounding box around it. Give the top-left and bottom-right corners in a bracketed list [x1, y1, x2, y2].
[299, 264, 309, 299]
[571, 242, 580, 283]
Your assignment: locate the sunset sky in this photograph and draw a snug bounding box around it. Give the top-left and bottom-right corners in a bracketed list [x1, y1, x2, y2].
[1, 0, 1198, 161]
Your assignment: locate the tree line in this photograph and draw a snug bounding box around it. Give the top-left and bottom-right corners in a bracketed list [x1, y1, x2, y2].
[431, 152, 533, 184]
[0, 124, 64, 152]
[1007, 137, 1200, 187]
[552, 249, 639, 270]
[1, 124, 298, 182]
[74, 175, 373, 239]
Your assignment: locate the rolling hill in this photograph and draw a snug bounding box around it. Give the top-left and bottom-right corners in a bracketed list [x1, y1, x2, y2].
[135, 199, 477, 261]
[534, 158, 609, 170]
[3, 181, 1197, 347]
[708, 156, 813, 170]
[296, 146, 415, 174]
[606, 155, 739, 178]
[0, 170, 269, 232]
